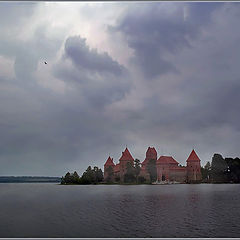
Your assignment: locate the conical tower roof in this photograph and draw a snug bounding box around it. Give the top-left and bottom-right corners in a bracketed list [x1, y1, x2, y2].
[187, 149, 200, 162]
[104, 156, 115, 167]
[119, 147, 134, 161]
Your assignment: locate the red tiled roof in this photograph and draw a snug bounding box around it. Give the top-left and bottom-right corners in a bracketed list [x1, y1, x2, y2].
[157, 156, 179, 165]
[187, 149, 200, 162]
[119, 147, 134, 161]
[104, 156, 115, 167]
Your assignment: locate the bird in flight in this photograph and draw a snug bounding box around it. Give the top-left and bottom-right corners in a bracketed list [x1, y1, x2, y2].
[44, 61, 47, 65]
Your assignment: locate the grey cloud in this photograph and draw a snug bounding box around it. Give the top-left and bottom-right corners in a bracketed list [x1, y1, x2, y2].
[64, 36, 124, 75]
[13, 25, 64, 81]
[54, 35, 130, 108]
[0, 78, 127, 175]
[110, 3, 222, 79]
[0, 4, 65, 81]
[0, 2, 37, 25]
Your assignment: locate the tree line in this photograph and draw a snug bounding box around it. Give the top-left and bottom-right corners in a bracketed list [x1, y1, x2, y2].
[61, 159, 157, 184]
[201, 153, 240, 183]
[61, 166, 103, 184]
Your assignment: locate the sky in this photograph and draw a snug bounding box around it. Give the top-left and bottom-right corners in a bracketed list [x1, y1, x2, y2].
[0, 2, 240, 176]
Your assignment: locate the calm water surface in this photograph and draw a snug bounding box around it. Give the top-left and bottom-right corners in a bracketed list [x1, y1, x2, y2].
[0, 183, 239, 237]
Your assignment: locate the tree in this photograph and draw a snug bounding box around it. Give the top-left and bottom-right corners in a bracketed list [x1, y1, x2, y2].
[72, 171, 80, 184]
[61, 172, 71, 184]
[205, 161, 211, 171]
[96, 168, 104, 183]
[211, 154, 228, 183]
[124, 161, 136, 183]
[225, 157, 240, 183]
[61, 166, 104, 185]
[146, 159, 157, 182]
[201, 162, 211, 182]
[81, 166, 95, 184]
[134, 159, 141, 180]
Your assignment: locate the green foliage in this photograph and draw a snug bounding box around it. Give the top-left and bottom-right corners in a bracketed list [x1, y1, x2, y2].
[81, 166, 104, 184]
[211, 154, 228, 183]
[201, 161, 211, 182]
[124, 161, 136, 183]
[225, 157, 240, 183]
[61, 171, 80, 184]
[205, 161, 211, 171]
[134, 159, 141, 179]
[95, 167, 104, 182]
[146, 159, 157, 182]
[204, 154, 240, 183]
[81, 166, 94, 184]
[61, 166, 104, 185]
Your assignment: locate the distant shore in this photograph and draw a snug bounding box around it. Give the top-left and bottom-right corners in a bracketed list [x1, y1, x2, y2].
[0, 176, 61, 183]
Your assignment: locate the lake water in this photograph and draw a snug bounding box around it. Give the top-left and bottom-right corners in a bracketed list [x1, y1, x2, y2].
[0, 183, 239, 238]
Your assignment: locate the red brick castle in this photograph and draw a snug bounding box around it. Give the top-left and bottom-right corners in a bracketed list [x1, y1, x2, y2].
[104, 147, 202, 183]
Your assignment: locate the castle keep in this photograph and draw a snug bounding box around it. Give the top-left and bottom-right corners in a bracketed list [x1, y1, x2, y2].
[104, 147, 202, 183]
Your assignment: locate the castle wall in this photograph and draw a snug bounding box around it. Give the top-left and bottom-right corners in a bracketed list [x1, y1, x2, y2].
[169, 168, 187, 182]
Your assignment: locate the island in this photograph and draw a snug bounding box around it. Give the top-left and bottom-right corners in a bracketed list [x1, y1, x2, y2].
[61, 146, 240, 185]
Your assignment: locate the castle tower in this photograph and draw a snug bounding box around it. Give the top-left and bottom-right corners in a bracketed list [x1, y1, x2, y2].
[146, 147, 157, 161]
[141, 147, 157, 169]
[140, 147, 157, 180]
[119, 147, 134, 181]
[104, 156, 115, 181]
[186, 149, 202, 182]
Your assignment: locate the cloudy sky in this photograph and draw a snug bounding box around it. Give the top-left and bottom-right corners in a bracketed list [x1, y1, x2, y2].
[0, 2, 240, 176]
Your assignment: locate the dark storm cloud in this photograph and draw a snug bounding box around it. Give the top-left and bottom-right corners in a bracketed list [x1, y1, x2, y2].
[64, 36, 124, 75]
[54, 35, 130, 108]
[110, 3, 221, 79]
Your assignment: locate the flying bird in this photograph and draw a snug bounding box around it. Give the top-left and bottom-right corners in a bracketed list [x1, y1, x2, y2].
[44, 61, 47, 65]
